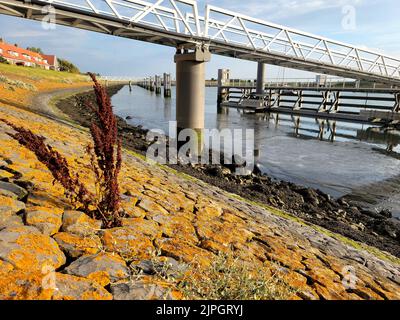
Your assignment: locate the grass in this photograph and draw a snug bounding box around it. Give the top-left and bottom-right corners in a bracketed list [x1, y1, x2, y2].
[179, 253, 296, 300]
[0, 75, 37, 91]
[131, 250, 296, 300]
[0, 63, 88, 83]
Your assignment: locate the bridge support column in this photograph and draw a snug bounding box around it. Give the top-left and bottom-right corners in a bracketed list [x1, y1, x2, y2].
[256, 62, 265, 95]
[217, 69, 230, 111]
[174, 47, 211, 154]
[163, 73, 172, 98]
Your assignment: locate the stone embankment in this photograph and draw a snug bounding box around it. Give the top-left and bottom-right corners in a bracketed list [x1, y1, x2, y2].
[0, 98, 400, 300]
[59, 88, 400, 258]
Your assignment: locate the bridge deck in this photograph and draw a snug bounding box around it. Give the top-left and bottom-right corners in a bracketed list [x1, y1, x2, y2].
[0, 0, 400, 86]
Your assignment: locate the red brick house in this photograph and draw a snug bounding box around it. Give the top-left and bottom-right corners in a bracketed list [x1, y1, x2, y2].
[41, 54, 59, 71]
[0, 40, 51, 69]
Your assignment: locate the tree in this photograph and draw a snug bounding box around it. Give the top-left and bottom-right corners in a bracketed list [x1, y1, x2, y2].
[58, 58, 80, 74]
[27, 47, 43, 54]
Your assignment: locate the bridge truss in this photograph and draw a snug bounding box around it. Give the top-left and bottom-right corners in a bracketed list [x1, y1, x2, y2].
[0, 0, 400, 85]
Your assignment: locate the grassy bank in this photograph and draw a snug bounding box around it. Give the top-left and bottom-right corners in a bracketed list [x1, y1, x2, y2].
[0, 63, 91, 106]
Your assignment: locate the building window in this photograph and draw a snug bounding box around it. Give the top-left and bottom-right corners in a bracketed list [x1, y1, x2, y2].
[8, 51, 18, 57]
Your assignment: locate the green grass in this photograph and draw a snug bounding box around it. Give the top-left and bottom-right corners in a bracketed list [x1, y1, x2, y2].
[0, 63, 88, 83]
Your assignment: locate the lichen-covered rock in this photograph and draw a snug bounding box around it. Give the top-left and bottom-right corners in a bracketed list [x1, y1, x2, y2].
[0, 181, 28, 200]
[151, 214, 198, 243]
[138, 198, 169, 215]
[0, 270, 113, 300]
[120, 218, 162, 239]
[155, 238, 214, 267]
[53, 232, 101, 258]
[52, 273, 113, 300]
[0, 226, 66, 271]
[0, 214, 24, 229]
[132, 256, 188, 279]
[0, 270, 53, 300]
[25, 209, 62, 236]
[0, 169, 14, 180]
[65, 252, 130, 287]
[61, 210, 102, 236]
[0, 195, 25, 217]
[0, 188, 19, 199]
[100, 227, 154, 261]
[0, 259, 14, 273]
[110, 279, 178, 300]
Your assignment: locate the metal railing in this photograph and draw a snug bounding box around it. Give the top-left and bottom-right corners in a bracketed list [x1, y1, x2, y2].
[1, 0, 400, 83]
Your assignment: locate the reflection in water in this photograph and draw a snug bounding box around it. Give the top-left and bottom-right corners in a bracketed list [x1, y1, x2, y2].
[112, 85, 400, 217]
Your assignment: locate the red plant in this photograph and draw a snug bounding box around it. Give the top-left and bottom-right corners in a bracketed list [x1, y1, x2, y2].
[0, 74, 123, 228]
[0, 118, 93, 210]
[86, 73, 122, 227]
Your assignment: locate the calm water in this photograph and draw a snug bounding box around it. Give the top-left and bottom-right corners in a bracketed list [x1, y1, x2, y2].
[112, 85, 400, 217]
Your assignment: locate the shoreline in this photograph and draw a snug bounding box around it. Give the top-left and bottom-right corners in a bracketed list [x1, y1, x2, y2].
[55, 85, 400, 258]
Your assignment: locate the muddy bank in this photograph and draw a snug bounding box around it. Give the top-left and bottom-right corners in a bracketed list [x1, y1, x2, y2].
[56, 87, 400, 258]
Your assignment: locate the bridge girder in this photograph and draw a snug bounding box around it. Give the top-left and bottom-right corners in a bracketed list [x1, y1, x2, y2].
[0, 0, 399, 86]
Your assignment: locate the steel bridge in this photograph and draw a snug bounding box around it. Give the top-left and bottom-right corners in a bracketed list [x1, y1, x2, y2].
[0, 0, 400, 86]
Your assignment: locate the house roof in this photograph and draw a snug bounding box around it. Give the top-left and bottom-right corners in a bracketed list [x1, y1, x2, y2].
[41, 54, 57, 66]
[0, 42, 49, 67]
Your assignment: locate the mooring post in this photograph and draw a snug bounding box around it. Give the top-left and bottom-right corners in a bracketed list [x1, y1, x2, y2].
[155, 75, 161, 94]
[217, 69, 230, 109]
[256, 62, 265, 95]
[150, 77, 155, 92]
[175, 46, 211, 154]
[163, 73, 172, 98]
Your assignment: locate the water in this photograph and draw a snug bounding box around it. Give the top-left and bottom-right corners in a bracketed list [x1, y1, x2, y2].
[112, 85, 400, 217]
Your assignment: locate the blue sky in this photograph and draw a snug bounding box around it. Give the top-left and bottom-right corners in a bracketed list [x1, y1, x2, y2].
[0, 0, 399, 79]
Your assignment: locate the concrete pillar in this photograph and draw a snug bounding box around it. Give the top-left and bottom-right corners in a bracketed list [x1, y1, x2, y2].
[155, 75, 161, 94]
[217, 69, 230, 109]
[163, 73, 172, 98]
[174, 47, 211, 152]
[256, 62, 265, 95]
[149, 77, 155, 92]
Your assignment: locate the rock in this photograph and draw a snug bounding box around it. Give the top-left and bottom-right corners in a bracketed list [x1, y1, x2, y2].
[379, 209, 392, 219]
[0, 259, 13, 273]
[0, 226, 66, 271]
[297, 188, 320, 206]
[0, 169, 13, 180]
[155, 238, 213, 267]
[0, 214, 24, 229]
[0, 270, 54, 300]
[0, 181, 28, 201]
[125, 116, 133, 120]
[53, 232, 102, 258]
[138, 198, 169, 215]
[372, 219, 400, 240]
[120, 218, 161, 239]
[65, 252, 130, 287]
[110, 279, 176, 300]
[204, 166, 224, 178]
[0, 195, 25, 217]
[25, 209, 62, 236]
[61, 210, 102, 236]
[100, 227, 154, 261]
[132, 256, 188, 279]
[52, 273, 112, 300]
[0, 188, 18, 199]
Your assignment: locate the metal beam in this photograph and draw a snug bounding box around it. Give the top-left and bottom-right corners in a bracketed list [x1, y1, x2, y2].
[0, 0, 399, 85]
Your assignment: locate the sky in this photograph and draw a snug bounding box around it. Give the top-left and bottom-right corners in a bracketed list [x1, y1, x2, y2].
[0, 0, 399, 80]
